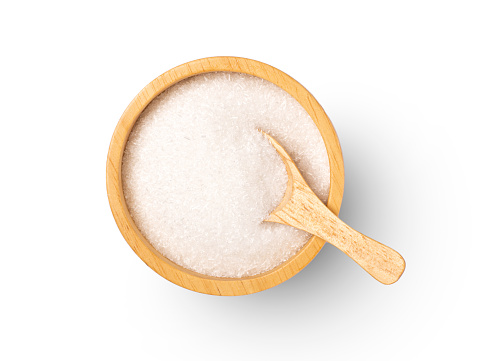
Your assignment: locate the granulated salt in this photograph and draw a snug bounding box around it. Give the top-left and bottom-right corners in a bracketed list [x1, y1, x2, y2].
[122, 72, 330, 278]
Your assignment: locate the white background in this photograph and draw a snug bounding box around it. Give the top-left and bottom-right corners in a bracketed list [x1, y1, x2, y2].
[1, 1, 478, 360]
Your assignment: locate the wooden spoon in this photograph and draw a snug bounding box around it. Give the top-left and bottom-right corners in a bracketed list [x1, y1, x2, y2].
[262, 131, 405, 284]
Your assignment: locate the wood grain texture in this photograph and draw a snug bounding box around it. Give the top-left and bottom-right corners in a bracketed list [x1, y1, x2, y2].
[106, 56, 345, 295]
[263, 132, 405, 285]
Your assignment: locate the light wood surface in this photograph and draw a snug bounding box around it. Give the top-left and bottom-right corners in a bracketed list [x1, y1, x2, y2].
[262, 132, 405, 284]
[106, 56, 345, 295]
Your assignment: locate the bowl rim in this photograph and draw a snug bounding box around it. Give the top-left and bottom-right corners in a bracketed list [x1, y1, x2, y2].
[106, 56, 344, 296]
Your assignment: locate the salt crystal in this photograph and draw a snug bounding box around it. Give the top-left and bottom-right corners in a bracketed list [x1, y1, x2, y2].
[122, 72, 330, 278]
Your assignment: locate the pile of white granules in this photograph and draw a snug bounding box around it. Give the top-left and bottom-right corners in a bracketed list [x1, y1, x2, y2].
[122, 72, 330, 277]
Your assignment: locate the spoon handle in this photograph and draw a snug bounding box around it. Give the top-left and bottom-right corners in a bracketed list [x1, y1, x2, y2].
[268, 186, 405, 284]
[310, 207, 406, 285]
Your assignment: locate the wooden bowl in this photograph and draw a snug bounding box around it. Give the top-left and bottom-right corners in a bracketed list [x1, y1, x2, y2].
[106, 57, 344, 296]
